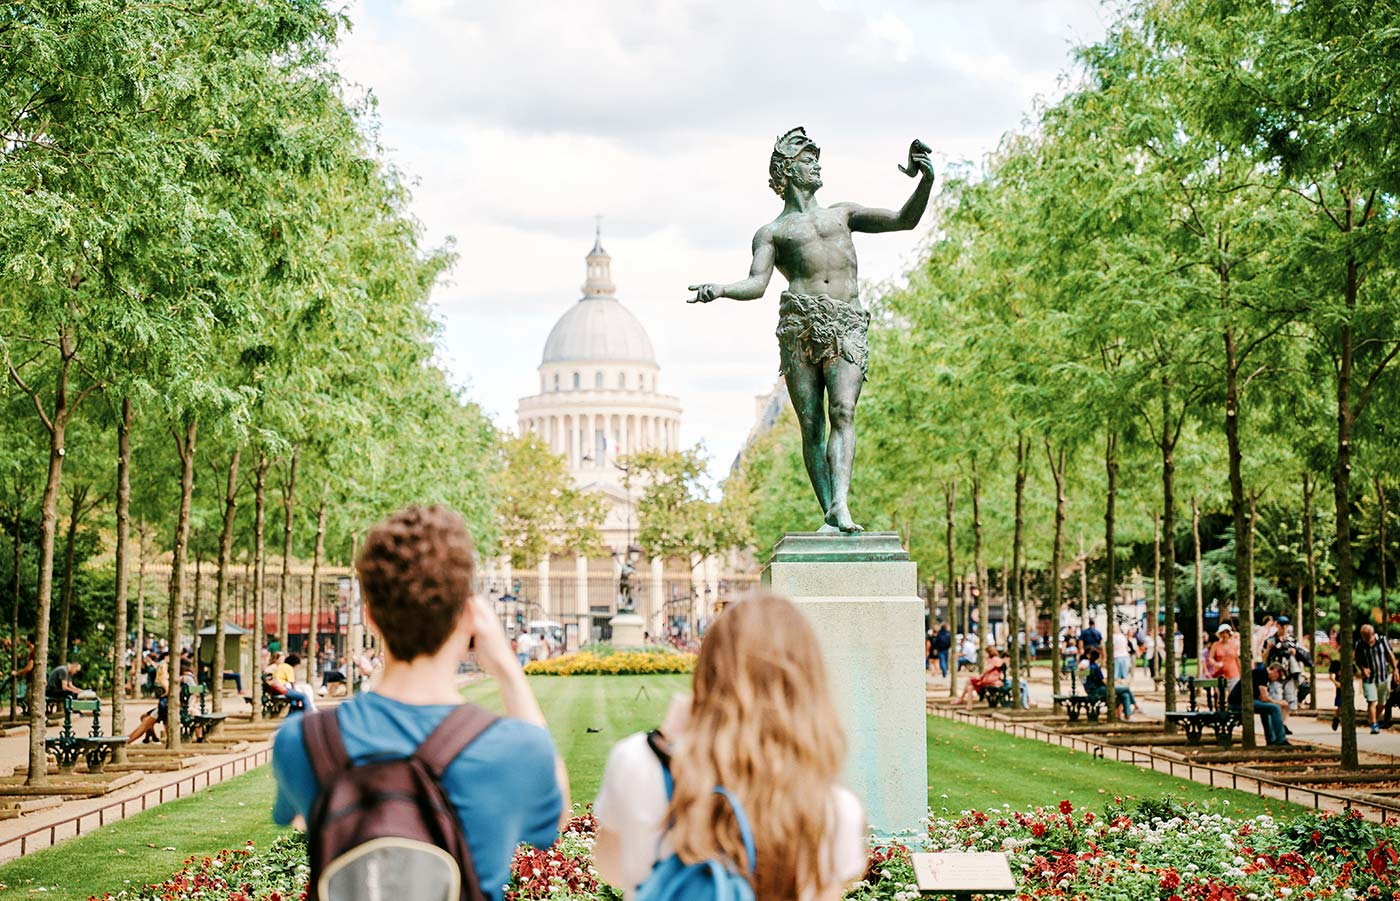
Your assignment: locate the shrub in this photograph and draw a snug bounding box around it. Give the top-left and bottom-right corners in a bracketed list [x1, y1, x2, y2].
[524, 650, 695, 676]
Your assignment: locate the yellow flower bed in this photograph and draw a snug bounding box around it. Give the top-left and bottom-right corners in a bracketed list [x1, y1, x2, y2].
[524, 650, 696, 676]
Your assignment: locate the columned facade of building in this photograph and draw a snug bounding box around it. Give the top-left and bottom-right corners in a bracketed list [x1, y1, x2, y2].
[497, 232, 728, 646]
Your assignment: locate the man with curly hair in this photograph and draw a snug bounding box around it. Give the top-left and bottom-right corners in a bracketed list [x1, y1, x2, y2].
[271, 505, 567, 901]
[689, 127, 935, 533]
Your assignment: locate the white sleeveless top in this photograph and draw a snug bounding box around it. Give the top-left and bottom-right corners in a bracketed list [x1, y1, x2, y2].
[592, 732, 867, 900]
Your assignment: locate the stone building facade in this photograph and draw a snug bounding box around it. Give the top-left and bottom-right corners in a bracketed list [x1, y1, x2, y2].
[482, 232, 740, 645]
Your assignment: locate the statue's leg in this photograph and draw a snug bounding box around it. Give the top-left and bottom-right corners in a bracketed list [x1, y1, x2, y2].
[784, 362, 832, 523]
[823, 357, 864, 533]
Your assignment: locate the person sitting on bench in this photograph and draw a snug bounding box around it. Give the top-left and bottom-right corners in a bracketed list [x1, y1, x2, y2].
[951, 647, 1004, 706]
[1228, 661, 1290, 747]
[1083, 648, 1136, 721]
[271, 653, 315, 713]
[45, 662, 83, 706]
[318, 664, 348, 697]
[127, 686, 168, 744]
[956, 634, 978, 672]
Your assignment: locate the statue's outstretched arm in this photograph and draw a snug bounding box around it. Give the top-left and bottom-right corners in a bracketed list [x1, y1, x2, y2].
[688, 227, 775, 303]
[843, 144, 935, 234]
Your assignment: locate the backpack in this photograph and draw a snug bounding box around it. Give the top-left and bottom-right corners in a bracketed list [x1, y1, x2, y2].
[635, 759, 756, 901]
[302, 703, 498, 901]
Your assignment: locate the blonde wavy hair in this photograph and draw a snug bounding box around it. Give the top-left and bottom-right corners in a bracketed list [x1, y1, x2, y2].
[667, 594, 847, 899]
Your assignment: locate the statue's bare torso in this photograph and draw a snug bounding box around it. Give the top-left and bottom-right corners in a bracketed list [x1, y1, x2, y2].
[766, 206, 860, 303]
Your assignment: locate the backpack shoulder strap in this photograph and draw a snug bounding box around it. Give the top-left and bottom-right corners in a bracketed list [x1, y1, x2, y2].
[714, 787, 756, 877]
[646, 729, 674, 798]
[414, 703, 498, 776]
[302, 708, 350, 786]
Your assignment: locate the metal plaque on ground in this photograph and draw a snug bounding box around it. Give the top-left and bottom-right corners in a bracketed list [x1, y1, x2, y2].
[912, 852, 1016, 897]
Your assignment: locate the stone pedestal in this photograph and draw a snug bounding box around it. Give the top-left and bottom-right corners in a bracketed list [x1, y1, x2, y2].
[609, 611, 646, 649]
[762, 532, 926, 835]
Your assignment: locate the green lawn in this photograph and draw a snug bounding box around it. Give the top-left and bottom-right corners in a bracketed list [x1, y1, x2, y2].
[461, 674, 692, 800]
[927, 716, 1298, 818]
[0, 673, 1296, 899]
[0, 767, 285, 900]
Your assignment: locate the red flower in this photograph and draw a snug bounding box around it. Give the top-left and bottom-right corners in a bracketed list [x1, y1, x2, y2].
[1031, 822, 1047, 838]
[1059, 800, 1073, 814]
[1160, 869, 1181, 890]
[1369, 841, 1398, 878]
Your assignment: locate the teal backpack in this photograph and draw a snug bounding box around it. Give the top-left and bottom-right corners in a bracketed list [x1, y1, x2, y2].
[635, 762, 756, 901]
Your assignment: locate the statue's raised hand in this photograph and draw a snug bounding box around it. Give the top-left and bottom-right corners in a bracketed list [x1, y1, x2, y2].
[898, 139, 935, 179]
[687, 283, 720, 304]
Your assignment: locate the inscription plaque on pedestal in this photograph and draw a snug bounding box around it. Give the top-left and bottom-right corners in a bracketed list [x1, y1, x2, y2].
[912, 852, 1016, 898]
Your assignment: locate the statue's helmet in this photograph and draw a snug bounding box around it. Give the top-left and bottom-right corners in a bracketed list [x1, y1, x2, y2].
[769, 127, 820, 197]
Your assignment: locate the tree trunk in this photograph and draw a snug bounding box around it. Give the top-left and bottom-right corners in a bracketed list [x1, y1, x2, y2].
[307, 494, 328, 685]
[191, 553, 202, 641]
[9, 505, 21, 724]
[135, 523, 147, 664]
[1104, 431, 1119, 723]
[1010, 435, 1027, 708]
[972, 463, 987, 670]
[213, 449, 240, 714]
[165, 420, 197, 751]
[1162, 410, 1179, 724]
[1079, 533, 1088, 627]
[278, 448, 298, 654]
[111, 398, 132, 756]
[1224, 325, 1256, 748]
[348, 530, 360, 697]
[1193, 497, 1204, 676]
[57, 485, 85, 666]
[1303, 473, 1318, 710]
[944, 480, 958, 697]
[1378, 475, 1388, 642]
[1336, 253, 1360, 770]
[1151, 510, 1161, 691]
[19, 342, 81, 786]
[251, 455, 270, 722]
[1047, 440, 1067, 710]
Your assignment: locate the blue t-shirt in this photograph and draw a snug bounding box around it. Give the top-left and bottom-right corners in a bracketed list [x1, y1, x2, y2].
[272, 692, 563, 901]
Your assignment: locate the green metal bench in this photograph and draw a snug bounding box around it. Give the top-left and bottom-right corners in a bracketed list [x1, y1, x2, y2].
[259, 674, 291, 719]
[45, 698, 124, 773]
[1052, 693, 1106, 722]
[179, 683, 229, 743]
[1165, 676, 1238, 746]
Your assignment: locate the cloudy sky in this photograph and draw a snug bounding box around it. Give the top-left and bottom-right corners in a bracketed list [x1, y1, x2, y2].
[334, 0, 1111, 473]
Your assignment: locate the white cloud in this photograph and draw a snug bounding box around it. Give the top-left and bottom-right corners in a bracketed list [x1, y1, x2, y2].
[334, 0, 1111, 477]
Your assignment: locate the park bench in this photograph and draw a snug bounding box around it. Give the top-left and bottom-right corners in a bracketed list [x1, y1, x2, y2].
[179, 683, 229, 743]
[1052, 669, 1106, 723]
[983, 684, 1013, 708]
[980, 663, 1018, 709]
[45, 698, 124, 774]
[260, 675, 291, 719]
[1164, 676, 1238, 746]
[1053, 694, 1105, 722]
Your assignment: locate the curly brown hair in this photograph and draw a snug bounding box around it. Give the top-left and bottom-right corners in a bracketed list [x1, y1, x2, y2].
[356, 505, 476, 661]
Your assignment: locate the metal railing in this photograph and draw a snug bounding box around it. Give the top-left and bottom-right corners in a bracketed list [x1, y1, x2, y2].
[929, 704, 1400, 822]
[0, 746, 271, 862]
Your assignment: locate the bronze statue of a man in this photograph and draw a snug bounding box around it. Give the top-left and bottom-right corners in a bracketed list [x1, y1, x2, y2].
[689, 128, 934, 533]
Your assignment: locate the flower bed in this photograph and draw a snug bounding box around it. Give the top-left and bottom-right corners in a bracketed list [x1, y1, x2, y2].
[89, 834, 309, 901]
[524, 649, 695, 676]
[91, 800, 1400, 901]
